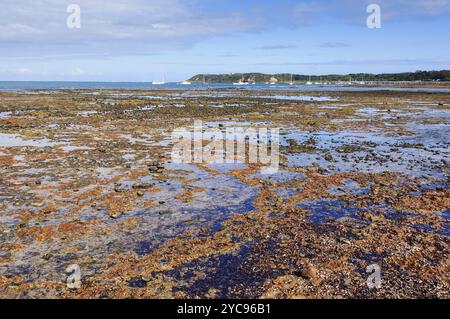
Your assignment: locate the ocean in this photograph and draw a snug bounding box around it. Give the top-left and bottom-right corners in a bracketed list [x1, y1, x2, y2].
[0, 81, 449, 93]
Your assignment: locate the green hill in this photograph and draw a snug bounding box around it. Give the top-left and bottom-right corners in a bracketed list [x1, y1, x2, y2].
[189, 70, 450, 83]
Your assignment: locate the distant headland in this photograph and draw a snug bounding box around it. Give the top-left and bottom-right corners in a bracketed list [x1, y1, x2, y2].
[189, 70, 450, 84]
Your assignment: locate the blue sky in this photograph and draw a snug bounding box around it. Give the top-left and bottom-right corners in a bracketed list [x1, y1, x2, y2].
[0, 0, 449, 81]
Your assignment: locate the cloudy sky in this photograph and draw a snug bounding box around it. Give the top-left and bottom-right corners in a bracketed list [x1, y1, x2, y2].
[1, 0, 449, 81]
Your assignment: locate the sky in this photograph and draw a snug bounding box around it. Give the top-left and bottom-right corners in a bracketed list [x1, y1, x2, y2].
[0, 0, 449, 81]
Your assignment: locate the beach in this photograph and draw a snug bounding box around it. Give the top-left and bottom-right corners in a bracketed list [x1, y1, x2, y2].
[0, 87, 448, 298]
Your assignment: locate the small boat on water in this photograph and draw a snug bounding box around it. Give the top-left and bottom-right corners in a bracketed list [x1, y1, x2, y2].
[180, 81, 191, 85]
[233, 77, 249, 86]
[152, 73, 166, 85]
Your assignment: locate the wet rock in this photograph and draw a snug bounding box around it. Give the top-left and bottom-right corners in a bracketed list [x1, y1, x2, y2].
[0, 226, 11, 239]
[343, 278, 352, 288]
[205, 288, 220, 299]
[158, 210, 174, 216]
[198, 228, 210, 236]
[300, 266, 316, 279]
[148, 162, 164, 173]
[338, 237, 352, 245]
[336, 217, 368, 228]
[299, 264, 319, 285]
[136, 191, 145, 197]
[132, 182, 153, 189]
[128, 277, 148, 288]
[183, 219, 203, 226]
[114, 187, 125, 193]
[337, 145, 363, 153]
[30, 201, 45, 207]
[42, 253, 54, 261]
[108, 212, 123, 219]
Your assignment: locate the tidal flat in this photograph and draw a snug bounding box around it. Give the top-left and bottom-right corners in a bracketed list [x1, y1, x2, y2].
[0, 88, 448, 298]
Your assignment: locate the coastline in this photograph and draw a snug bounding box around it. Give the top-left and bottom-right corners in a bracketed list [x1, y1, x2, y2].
[0, 87, 448, 298]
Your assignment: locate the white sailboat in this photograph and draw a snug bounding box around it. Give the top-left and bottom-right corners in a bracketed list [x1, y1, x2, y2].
[233, 76, 249, 86]
[314, 77, 323, 85]
[358, 74, 366, 85]
[152, 73, 166, 85]
[306, 75, 313, 85]
[289, 74, 294, 85]
[180, 80, 191, 85]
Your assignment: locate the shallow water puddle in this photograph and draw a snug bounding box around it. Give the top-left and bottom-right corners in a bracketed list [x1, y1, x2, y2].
[283, 129, 449, 178]
[0, 112, 12, 119]
[0, 133, 60, 147]
[298, 199, 366, 224]
[253, 95, 336, 102]
[167, 241, 283, 298]
[327, 179, 370, 196]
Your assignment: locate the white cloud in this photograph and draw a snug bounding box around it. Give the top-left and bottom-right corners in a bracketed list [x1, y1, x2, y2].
[70, 67, 85, 76]
[319, 42, 351, 48]
[13, 67, 33, 74]
[0, 24, 42, 40]
[0, 0, 449, 59]
[0, 0, 260, 58]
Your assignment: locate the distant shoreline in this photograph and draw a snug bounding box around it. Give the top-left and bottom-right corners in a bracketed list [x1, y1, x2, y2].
[189, 70, 450, 85]
[1, 81, 450, 93]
